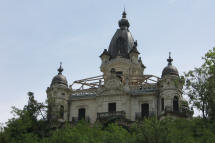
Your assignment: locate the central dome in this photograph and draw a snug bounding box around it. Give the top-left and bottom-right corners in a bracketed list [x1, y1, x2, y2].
[108, 11, 135, 59]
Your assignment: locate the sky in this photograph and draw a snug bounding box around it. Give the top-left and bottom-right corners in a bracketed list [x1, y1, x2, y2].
[0, 0, 215, 124]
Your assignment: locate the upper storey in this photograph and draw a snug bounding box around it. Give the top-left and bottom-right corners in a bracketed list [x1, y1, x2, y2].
[108, 11, 135, 59]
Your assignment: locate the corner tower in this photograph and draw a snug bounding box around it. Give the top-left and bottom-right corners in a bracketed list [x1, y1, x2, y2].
[100, 11, 145, 84]
[46, 63, 70, 127]
[158, 53, 189, 118]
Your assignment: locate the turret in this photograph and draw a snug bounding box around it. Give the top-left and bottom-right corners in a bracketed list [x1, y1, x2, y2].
[46, 63, 69, 127]
[158, 53, 184, 117]
[100, 49, 110, 64]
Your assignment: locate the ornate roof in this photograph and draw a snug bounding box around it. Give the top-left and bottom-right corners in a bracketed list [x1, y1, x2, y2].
[162, 53, 179, 77]
[108, 10, 135, 59]
[51, 63, 68, 87]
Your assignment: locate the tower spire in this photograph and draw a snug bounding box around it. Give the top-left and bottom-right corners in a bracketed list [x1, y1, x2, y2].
[118, 9, 130, 28]
[122, 7, 126, 18]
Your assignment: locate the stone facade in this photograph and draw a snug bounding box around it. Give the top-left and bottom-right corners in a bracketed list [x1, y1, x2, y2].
[46, 11, 192, 126]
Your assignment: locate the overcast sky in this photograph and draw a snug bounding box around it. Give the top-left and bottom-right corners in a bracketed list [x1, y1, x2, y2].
[0, 0, 214, 123]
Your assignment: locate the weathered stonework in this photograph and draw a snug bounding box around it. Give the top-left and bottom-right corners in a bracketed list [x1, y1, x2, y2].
[46, 11, 193, 126]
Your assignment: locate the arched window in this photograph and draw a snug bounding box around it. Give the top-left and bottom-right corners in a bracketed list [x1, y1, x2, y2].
[173, 96, 179, 112]
[60, 105, 64, 119]
[161, 98, 164, 111]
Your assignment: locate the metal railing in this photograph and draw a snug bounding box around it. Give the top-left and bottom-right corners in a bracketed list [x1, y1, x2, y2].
[71, 88, 97, 96]
[97, 111, 126, 120]
[165, 106, 181, 112]
[161, 106, 193, 117]
[135, 111, 156, 120]
[72, 116, 90, 122]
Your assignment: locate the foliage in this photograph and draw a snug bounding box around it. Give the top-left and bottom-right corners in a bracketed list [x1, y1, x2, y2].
[184, 47, 215, 119]
[1, 48, 215, 142]
[203, 47, 215, 120]
[0, 92, 49, 143]
[184, 67, 210, 118]
[0, 96, 215, 143]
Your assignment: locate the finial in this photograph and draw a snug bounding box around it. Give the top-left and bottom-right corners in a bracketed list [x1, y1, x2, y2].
[167, 52, 173, 65]
[118, 8, 129, 28]
[58, 62, 63, 74]
[122, 8, 126, 18]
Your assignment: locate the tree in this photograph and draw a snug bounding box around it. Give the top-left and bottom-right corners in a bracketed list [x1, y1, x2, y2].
[185, 67, 210, 119]
[184, 47, 215, 119]
[203, 47, 215, 120]
[1, 92, 48, 143]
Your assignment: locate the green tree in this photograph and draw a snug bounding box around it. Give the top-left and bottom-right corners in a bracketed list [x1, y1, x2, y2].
[184, 47, 215, 119]
[185, 67, 210, 119]
[203, 47, 215, 120]
[1, 92, 48, 143]
[130, 118, 170, 143]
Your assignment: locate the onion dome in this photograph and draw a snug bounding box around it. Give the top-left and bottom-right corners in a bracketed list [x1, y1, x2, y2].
[108, 10, 135, 59]
[162, 53, 179, 77]
[51, 62, 68, 87]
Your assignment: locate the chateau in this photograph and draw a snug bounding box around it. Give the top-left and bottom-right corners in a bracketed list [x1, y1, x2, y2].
[46, 11, 192, 126]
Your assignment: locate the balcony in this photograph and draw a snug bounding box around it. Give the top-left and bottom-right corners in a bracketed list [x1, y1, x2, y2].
[72, 116, 90, 123]
[160, 106, 193, 118]
[97, 111, 126, 120]
[135, 111, 156, 120]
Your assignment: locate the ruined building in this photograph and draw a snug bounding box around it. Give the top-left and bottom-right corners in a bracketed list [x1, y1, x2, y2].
[46, 11, 192, 126]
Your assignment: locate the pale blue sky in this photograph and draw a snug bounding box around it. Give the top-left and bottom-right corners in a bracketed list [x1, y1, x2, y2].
[0, 0, 214, 123]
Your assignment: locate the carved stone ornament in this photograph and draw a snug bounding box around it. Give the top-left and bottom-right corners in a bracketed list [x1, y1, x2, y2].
[105, 78, 122, 90]
[97, 75, 124, 96]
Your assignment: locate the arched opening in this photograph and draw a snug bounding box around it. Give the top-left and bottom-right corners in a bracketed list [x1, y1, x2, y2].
[161, 98, 164, 111]
[141, 103, 149, 118]
[60, 105, 64, 119]
[78, 108, 86, 120]
[173, 96, 179, 112]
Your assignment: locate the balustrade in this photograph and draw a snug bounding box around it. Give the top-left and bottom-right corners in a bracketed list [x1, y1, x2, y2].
[97, 111, 126, 120]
